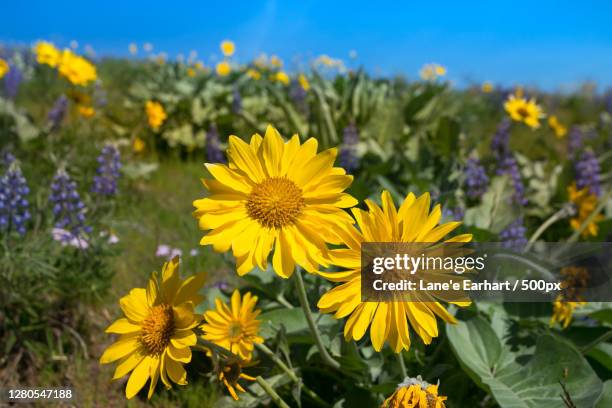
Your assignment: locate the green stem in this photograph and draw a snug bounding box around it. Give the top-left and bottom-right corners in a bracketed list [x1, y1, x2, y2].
[525, 204, 573, 251]
[581, 329, 612, 354]
[397, 352, 407, 379]
[255, 343, 331, 408]
[256, 376, 291, 408]
[294, 267, 341, 369]
[276, 293, 294, 309]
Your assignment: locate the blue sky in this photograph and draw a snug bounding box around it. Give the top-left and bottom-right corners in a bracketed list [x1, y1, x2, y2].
[3, 0, 612, 90]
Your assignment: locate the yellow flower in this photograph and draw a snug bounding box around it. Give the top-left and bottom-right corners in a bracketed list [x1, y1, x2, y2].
[186, 67, 196, 77]
[272, 71, 290, 86]
[481, 81, 494, 93]
[514, 86, 524, 98]
[201, 290, 263, 360]
[78, 105, 95, 118]
[317, 191, 472, 353]
[145, 101, 167, 131]
[0, 59, 9, 79]
[99, 257, 206, 399]
[270, 55, 282, 67]
[193, 125, 357, 278]
[419, 63, 446, 81]
[217, 359, 256, 400]
[220, 40, 235, 57]
[133, 136, 146, 153]
[568, 183, 604, 237]
[216, 61, 231, 77]
[548, 115, 567, 138]
[550, 296, 585, 329]
[298, 74, 310, 91]
[34, 41, 61, 67]
[58, 49, 97, 86]
[246, 68, 261, 80]
[382, 376, 447, 408]
[504, 94, 544, 129]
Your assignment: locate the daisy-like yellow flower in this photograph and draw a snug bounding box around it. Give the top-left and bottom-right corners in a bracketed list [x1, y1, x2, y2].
[34, 41, 61, 67]
[481, 81, 494, 93]
[272, 71, 290, 86]
[0, 59, 9, 78]
[246, 68, 261, 80]
[317, 190, 472, 353]
[201, 290, 263, 360]
[216, 61, 231, 77]
[382, 376, 447, 408]
[550, 296, 585, 329]
[568, 183, 604, 237]
[548, 115, 567, 138]
[145, 100, 167, 131]
[99, 257, 206, 399]
[133, 136, 146, 153]
[78, 105, 95, 118]
[298, 73, 310, 91]
[186, 67, 196, 77]
[220, 40, 235, 57]
[217, 359, 256, 401]
[504, 94, 544, 129]
[58, 49, 97, 86]
[193, 125, 357, 278]
[270, 55, 283, 67]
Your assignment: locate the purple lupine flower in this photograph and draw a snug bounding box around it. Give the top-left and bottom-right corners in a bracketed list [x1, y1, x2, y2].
[499, 218, 528, 251]
[206, 124, 225, 163]
[575, 150, 601, 196]
[464, 157, 489, 199]
[231, 87, 242, 114]
[567, 126, 583, 159]
[93, 81, 108, 108]
[289, 79, 309, 116]
[1, 151, 15, 169]
[0, 162, 31, 235]
[91, 144, 121, 196]
[48, 95, 69, 130]
[491, 119, 511, 160]
[497, 155, 527, 206]
[3, 64, 22, 99]
[338, 122, 359, 173]
[443, 206, 465, 221]
[49, 169, 91, 243]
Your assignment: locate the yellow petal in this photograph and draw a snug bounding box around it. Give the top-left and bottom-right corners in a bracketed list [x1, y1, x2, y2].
[105, 318, 141, 334]
[125, 356, 152, 399]
[100, 334, 140, 364]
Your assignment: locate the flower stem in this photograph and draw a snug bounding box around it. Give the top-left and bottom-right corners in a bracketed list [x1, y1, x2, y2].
[525, 204, 573, 251]
[580, 329, 612, 354]
[255, 343, 331, 408]
[397, 352, 407, 378]
[294, 267, 341, 369]
[256, 376, 291, 408]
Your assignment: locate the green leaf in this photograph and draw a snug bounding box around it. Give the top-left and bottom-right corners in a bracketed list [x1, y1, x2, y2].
[447, 316, 603, 408]
[258, 308, 335, 339]
[433, 116, 460, 158]
[464, 176, 518, 233]
[595, 380, 612, 408]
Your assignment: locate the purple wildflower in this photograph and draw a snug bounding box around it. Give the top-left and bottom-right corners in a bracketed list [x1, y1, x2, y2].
[500, 218, 528, 251]
[48, 95, 69, 130]
[0, 162, 31, 235]
[289, 79, 309, 116]
[491, 119, 511, 159]
[464, 157, 489, 199]
[3, 64, 22, 99]
[497, 155, 527, 206]
[338, 122, 359, 172]
[49, 169, 91, 242]
[206, 124, 225, 163]
[91, 145, 121, 196]
[567, 127, 584, 159]
[575, 150, 601, 196]
[232, 87, 242, 114]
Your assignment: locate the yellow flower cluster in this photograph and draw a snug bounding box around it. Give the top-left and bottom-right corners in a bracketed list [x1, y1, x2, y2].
[568, 183, 604, 237]
[216, 40, 235, 76]
[420, 63, 446, 81]
[548, 115, 567, 138]
[272, 70, 290, 85]
[145, 100, 167, 131]
[34, 41, 97, 86]
[382, 376, 447, 408]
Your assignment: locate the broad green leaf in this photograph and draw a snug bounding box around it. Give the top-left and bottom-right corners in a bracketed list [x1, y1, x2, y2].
[448, 316, 603, 408]
[595, 380, 612, 408]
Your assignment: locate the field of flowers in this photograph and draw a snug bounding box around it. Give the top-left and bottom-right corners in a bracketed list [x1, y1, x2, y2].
[0, 40, 611, 407]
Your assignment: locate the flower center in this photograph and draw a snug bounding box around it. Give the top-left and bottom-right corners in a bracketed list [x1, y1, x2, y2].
[140, 304, 175, 355]
[228, 322, 243, 340]
[517, 107, 530, 118]
[246, 177, 305, 229]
